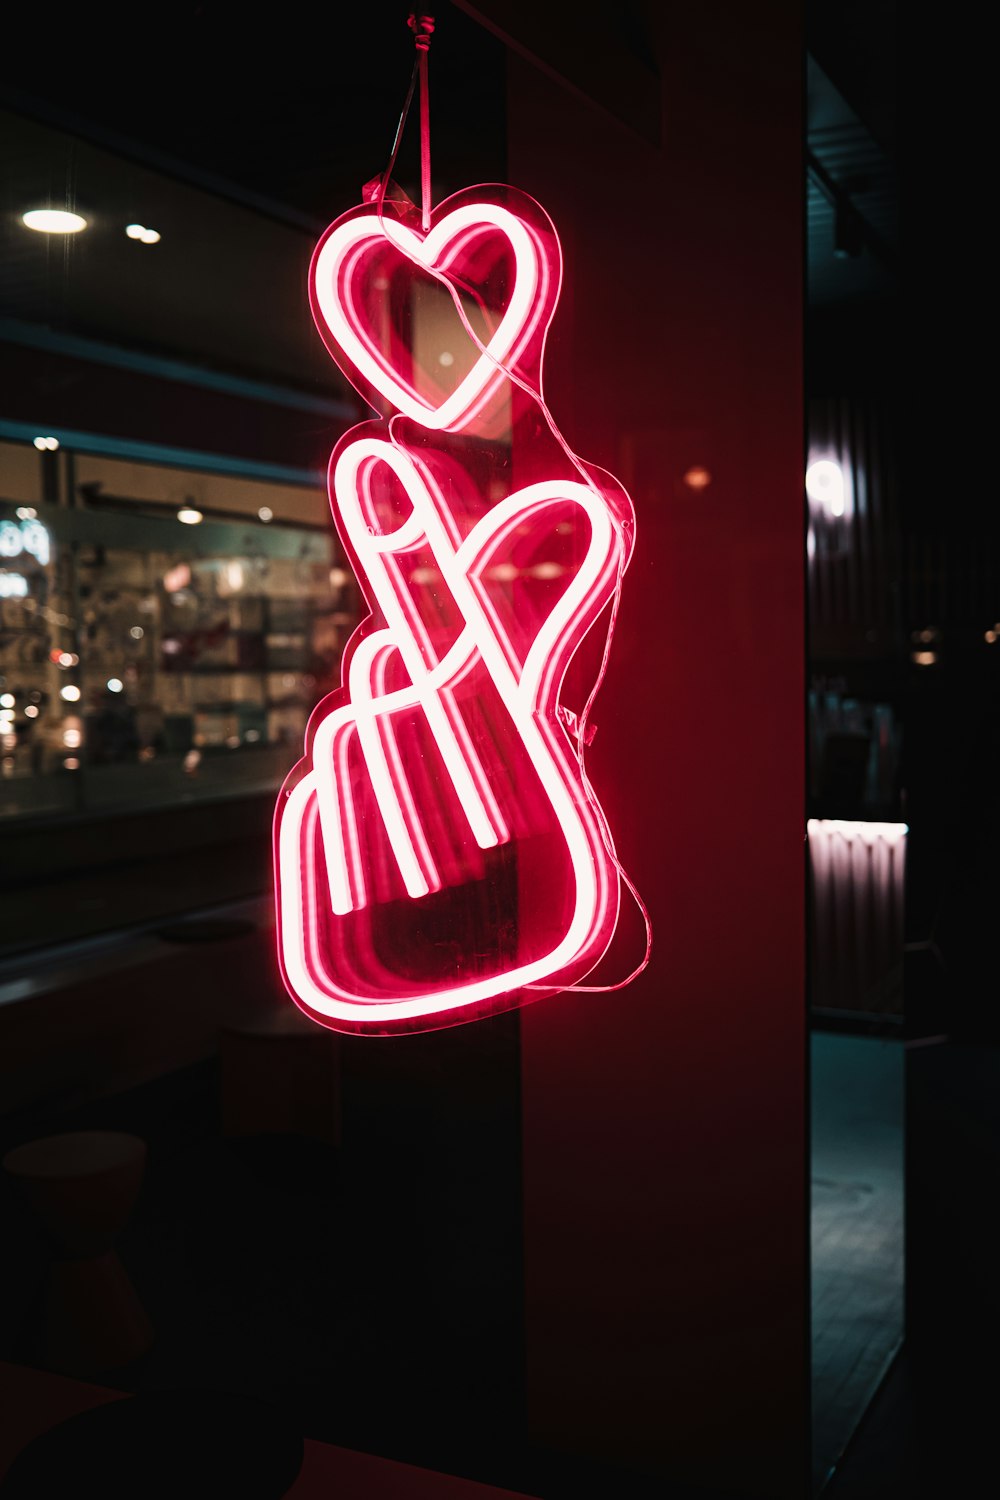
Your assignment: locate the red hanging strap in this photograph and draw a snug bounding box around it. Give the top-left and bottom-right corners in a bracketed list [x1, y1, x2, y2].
[408, 13, 435, 230]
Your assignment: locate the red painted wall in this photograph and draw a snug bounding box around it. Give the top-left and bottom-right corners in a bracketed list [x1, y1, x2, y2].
[512, 6, 806, 1494]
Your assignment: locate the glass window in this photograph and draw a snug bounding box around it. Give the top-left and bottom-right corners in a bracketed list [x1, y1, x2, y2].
[0, 444, 358, 824]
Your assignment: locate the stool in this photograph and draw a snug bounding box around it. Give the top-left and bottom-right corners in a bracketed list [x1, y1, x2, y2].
[220, 1011, 341, 1146]
[2, 1132, 153, 1377]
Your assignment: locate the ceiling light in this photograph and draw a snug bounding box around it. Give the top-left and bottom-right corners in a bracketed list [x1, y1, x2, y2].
[126, 223, 161, 244]
[33, 435, 59, 451]
[24, 704, 39, 719]
[60, 684, 81, 702]
[258, 506, 273, 523]
[107, 678, 124, 693]
[22, 208, 87, 234]
[177, 506, 203, 525]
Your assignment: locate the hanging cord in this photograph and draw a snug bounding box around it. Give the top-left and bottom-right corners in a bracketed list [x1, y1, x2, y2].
[373, 19, 652, 993]
[408, 14, 435, 231]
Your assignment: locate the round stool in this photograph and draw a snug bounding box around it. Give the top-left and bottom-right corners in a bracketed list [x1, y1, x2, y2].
[2, 1131, 153, 1376]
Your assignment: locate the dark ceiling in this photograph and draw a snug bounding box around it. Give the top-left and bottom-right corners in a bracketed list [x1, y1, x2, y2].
[2, 2, 507, 234]
[0, 2, 896, 397]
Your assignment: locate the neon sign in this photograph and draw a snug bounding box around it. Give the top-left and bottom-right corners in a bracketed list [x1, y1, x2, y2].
[275, 186, 638, 1034]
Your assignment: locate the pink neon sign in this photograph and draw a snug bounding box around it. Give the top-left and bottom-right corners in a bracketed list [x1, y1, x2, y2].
[275, 186, 637, 1033]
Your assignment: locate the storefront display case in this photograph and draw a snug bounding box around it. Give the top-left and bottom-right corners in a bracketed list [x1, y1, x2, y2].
[0, 442, 356, 825]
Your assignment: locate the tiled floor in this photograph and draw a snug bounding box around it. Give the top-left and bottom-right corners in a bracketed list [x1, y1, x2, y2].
[811, 1032, 904, 1491]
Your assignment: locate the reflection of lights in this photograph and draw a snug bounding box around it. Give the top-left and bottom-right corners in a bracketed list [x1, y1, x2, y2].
[15, 507, 37, 521]
[24, 704, 39, 719]
[0, 694, 13, 708]
[162, 638, 182, 655]
[126, 223, 161, 244]
[438, 351, 455, 367]
[913, 628, 938, 644]
[183, 749, 202, 773]
[63, 728, 83, 748]
[107, 678, 124, 693]
[129, 625, 144, 640]
[57, 651, 78, 668]
[22, 209, 87, 234]
[224, 561, 244, 591]
[1, 734, 16, 752]
[163, 562, 191, 593]
[806, 459, 846, 518]
[32, 435, 60, 451]
[1, 517, 51, 564]
[912, 651, 938, 666]
[0, 711, 14, 725]
[177, 506, 203, 525]
[986, 631, 997, 645]
[225, 734, 241, 748]
[489, 562, 517, 582]
[258, 506, 274, 523]
[532, 562, 564, 580]
[807, 817, 908, 847]
[64, 757, 80, 770]
[683, 465, 712, 491]
[329, 567, 349, 589]
[245, 729, 261, 742]
[0, 574, 28, 598]
[60, 684, 81, 701]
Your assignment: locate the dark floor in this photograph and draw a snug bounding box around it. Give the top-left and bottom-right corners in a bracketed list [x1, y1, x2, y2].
[2, 1021, 994, 1497]
[811, 1033, 903, 1491]
[823, 1038, 1000, 1497]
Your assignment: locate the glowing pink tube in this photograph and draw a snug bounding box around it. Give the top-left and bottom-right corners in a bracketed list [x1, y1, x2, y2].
[274, 188, 639, 1033]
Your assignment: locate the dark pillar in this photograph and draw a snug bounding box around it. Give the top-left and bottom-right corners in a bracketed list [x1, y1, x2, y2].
[511, 5, 807, 1494]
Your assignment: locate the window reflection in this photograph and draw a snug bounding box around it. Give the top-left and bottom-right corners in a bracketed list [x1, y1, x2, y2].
[0, 443, 357, 819]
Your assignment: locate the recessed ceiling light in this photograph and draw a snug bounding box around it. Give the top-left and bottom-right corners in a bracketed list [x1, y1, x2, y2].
[126, 223, 161, 244]
[22, 208, 87, 234]
[258, 506, 273, 523]
[177, 506, 203, 525]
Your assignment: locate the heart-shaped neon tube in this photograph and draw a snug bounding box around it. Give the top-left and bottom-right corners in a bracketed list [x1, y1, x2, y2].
[311, 202, 549, 432]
